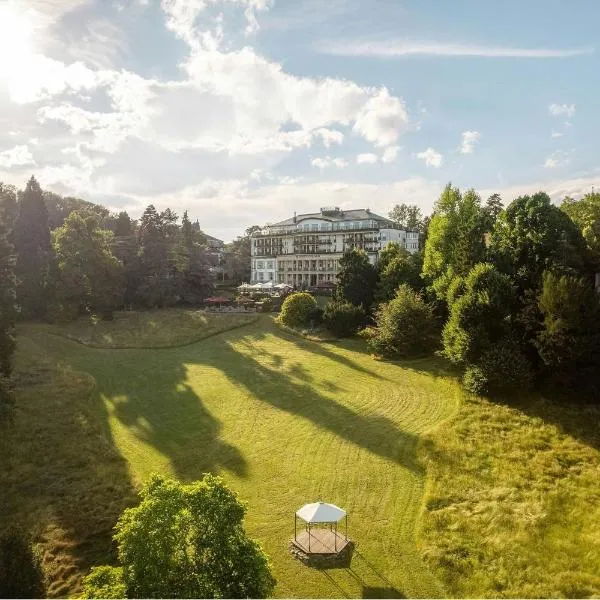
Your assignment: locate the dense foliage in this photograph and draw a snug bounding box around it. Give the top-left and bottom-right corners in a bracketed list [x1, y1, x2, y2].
[322, 300, 365, 337]
[489, 192, 589, 292]
[422, 185, 487, 301]
[13, 177, 52, 319]
[375, 243, 424, 302]
[0, 528, 46, 599]
[0, 185, 17, 421]
[1, 177, 219, 323]
[83, 474, 275, 599]
[52, 211, 124, 320]
[336, 248, 378, 308]
[277, 292, 317, 328]
[364, 285, 437, 358]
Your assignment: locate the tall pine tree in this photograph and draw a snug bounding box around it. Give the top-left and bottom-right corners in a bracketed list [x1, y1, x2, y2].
[0, 184, 18, 420]
[13, 177, 52, 319]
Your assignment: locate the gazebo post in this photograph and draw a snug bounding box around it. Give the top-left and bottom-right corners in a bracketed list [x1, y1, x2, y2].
[294, 514, 297, 541]
[345, 515, 348, 540]
[308, 523, 311, 552]
[334, 521, 337, 552]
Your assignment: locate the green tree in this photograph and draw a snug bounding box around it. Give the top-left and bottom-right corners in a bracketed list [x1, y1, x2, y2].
[178, 211, 214, 304]
[0, 184, 18, 421]
[489, 192, 588, 293]
[364, 285, 438, 358]
[336, 248, 377, 308]
[0, 528, 46, 598]
[535, 271, 600, 398]
[482, 193, 504, 231]
[113, 211, 134, 237]
[81, 566, 126, 599]
[560, 191, 600, 269]
[13, 176, 53, 318]
[112, 474, 275, 599]
[322, 301, 365, 337]
[0, 184, 17, 377]
[422, 184, 487, 301]
[376, 244, 423, 302]
[52, 211, 124, 319]
[278, 292, 317, 328]
[442, 263, 515, 366]
[136, 205, 177, 307]
[224, 226, 259, 284]
[388, 203, 424, 230]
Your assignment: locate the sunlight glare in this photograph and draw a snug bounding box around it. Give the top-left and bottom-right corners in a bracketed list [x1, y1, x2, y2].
[0, 2, 35, 81]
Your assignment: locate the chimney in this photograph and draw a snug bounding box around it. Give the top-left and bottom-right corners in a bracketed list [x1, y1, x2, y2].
[293, 211, 297, 223]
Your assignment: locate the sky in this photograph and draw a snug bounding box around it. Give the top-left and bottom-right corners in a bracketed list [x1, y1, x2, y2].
[0, 0, 599, 241]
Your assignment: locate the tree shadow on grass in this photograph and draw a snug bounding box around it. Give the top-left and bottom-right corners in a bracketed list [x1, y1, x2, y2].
[203, 336, 424, 472]
[94, 359, 248, 481]
[0, 360, 136, 598]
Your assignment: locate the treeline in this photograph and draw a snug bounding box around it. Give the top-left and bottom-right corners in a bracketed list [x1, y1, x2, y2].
[0, 176, 253, 418]
[321, 185, 600, 402]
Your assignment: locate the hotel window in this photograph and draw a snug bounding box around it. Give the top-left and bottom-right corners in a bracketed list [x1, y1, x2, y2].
[257, 261, 264, 269]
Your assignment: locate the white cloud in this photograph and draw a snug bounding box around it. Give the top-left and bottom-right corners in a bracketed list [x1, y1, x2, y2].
[356, 153, 378, 164]
[314, 128, 344, 148]
[0, 145, 36, 168]
[353, 89, 409, 147]
[459, 130, 481, 154]
[381, 145, 400, 163]
[543, 149, 574, 169]
[416, 147, 443, 168]
[311, 156, 348, 169]
[319, 40, 594, 59]
[551, 131, 563, 138]
[549, 103, 576, 118]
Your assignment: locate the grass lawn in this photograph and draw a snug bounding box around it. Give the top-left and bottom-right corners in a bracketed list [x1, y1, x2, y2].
[3, 312, 460, 598]
[2, 310, 599, 598]
[418, 393, 600, 597]
[35, 308, 258, 348]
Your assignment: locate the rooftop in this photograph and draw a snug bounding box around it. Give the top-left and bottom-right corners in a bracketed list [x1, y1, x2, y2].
[271, 207, 391, 228]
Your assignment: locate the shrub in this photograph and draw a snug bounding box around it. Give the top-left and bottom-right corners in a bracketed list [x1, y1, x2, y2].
[81, 566, 126, 599]
[365, 285, 438, 358]
[464, 338, 533, 395]
[306, 306, 324, 326]
[277, 292, 317, 328]
[322, 301, 365, 337]
[0, 528, 46, 599]
[258, 297, 273, 313]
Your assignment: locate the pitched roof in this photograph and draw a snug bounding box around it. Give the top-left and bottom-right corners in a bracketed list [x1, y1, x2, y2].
[271, 208, 392, 227]
[296, 502, 346, 523]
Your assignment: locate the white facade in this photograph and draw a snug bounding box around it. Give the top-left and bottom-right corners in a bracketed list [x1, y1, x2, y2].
[250, 207, 419, 286]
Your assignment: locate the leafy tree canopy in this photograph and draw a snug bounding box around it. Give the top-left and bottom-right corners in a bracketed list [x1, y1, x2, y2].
[113, 474, 275, 599]
[560, 191, 600, 268]
[422, 184, 487, 300]
[489, 191, 589, 292]
[442, 263, 515, 365]
[336, 248, 377, 308]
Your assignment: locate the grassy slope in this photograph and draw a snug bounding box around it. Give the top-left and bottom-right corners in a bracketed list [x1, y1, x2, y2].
[418, 394, 600, 598]
[35, 309, 258, 348]
[6, 313, 460, 598]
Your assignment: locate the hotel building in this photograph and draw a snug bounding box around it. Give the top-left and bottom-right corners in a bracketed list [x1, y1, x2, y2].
[250, 207, 419, 286]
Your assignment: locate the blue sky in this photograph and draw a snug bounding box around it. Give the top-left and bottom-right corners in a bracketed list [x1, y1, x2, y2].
[0, 0, 598, 241]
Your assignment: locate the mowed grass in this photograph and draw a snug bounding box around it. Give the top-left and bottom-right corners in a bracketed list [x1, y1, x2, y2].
[36, 308, 258, 348]
[5, 314, 461, 598]
[418, 393, 600, 597]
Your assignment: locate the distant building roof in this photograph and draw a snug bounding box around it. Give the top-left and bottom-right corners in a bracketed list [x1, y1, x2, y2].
[203, 232, 224, 245]
[271, 207, 393, 227]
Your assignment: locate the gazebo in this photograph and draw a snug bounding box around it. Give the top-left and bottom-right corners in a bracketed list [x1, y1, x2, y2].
[292, 502, 349, 555]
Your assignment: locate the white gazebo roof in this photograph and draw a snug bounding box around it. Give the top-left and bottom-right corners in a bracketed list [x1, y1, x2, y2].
[296, 502, 346, 523]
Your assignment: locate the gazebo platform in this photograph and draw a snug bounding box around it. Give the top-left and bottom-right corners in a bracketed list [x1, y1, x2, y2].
[292, 529, 350, 555]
